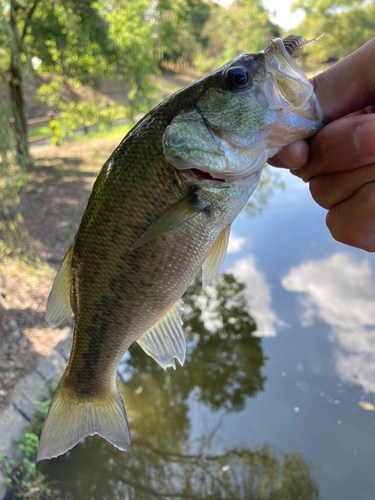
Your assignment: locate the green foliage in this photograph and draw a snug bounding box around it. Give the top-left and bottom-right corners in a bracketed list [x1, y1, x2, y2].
[195, 0, 280, 71]
[0, 0, 159, 252]
[15, 433, 39, 459]
[291, 0, 375, 62]
[0, 80, 30, 259]
[154, 0, 212, 68]
[1, 0, 158, 153]
[31, 0, 157, 130]
[0, 384, 56, 499]
[0, 434, 52, 499]
[219, 0, 280, 64]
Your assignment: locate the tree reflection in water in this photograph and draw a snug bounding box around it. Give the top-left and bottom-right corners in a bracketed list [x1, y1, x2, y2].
[41, 274, 320, 500]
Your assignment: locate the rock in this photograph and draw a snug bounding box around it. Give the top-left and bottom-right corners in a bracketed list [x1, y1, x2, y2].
[8, 319, 21, 341]
[0, 471, 7, 500]
[0, 404, 28, 460]
[12, 371, 46, 421]
[54, 327, 72, 361]
[36, 348, 67, 384]
[0, 328, 73, 500]
[0, 295, 9, 310]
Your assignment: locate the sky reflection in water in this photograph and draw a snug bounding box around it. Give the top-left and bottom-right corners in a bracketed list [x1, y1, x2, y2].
[41, 169, 375, 500]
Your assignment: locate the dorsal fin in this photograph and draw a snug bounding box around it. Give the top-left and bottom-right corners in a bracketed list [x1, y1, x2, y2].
[45, 243, 74, 327]
[202, 224, 231, 288]
[137, 302, 185, 370]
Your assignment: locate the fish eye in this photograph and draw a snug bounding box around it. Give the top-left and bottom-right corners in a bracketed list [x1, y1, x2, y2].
[224, 66, 250, 91]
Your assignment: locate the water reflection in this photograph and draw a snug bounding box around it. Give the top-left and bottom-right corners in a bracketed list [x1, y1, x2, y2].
[124, 273, 266, 413]
[43, 437, 319, 500]
[282, 252, 375, 393]
[229, 256, 285, 337]
[41, 273, 319, 499]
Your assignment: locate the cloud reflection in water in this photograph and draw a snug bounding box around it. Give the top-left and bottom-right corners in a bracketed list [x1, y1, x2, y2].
[281, 252, 375, 393]
[229, 255, 285, 337]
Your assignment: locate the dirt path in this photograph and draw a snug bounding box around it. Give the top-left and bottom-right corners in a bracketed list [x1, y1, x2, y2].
[0, 71, 198, 414]
[0, 137, 119, 412]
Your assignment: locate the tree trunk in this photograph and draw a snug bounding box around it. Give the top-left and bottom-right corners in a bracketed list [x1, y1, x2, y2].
[9, 0, 32, 170]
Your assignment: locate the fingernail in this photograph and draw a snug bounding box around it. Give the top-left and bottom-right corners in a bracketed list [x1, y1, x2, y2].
[278, 159, 293, 169]
[354, 121, 375, 158]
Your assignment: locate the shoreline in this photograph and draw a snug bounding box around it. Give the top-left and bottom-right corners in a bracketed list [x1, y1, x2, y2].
[0, 328, 71, 499]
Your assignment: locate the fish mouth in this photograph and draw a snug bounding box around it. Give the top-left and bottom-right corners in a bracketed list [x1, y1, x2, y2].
[262, 38, 328, 126]
[188, 168, 227, 184]
[263, 38, 313, 109]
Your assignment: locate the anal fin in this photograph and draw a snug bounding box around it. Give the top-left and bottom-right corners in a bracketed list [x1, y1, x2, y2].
[45, 243, 74, 327]
[202, 224, 231, 288]
[137, 302, 186, 370]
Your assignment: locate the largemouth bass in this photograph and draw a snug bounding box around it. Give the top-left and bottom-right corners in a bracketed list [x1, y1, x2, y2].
[38, 35, 327, 461]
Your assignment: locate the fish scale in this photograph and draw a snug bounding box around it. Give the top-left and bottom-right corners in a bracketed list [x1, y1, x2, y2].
[38, 34, 327, 461]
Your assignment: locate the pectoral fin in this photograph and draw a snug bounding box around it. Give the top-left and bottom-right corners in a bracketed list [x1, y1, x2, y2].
[202, 224, 231, 288]
[130, 197, 201, 251]
[45, 243, 74, 327]
[137, 302, 185, 370]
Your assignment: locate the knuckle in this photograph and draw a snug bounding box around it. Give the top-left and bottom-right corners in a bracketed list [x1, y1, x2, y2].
[326, 199, 375, 252]
[309, 177, 329, 208]
[357, 181, 375, 207]
[325, 210, 347, 244]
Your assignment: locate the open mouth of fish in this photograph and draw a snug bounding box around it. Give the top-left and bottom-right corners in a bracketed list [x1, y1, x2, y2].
[189, 168, 227, 183]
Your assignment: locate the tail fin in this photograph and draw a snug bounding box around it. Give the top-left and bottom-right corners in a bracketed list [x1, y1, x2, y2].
[37, 378, 130, 461]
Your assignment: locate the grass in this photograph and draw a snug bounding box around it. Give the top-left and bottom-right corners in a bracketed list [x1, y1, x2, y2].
[72, 121, 136, 143]
[28, 125, 51, 139]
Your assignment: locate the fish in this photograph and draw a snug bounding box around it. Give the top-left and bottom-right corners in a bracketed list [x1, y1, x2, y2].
[37, 35, 327, 461]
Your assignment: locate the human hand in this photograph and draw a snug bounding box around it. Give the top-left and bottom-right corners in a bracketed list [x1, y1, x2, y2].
[269, 38, 375, 252]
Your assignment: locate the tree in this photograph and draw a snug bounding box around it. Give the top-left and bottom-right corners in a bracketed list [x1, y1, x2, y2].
[153, 0, 212, 68]
[291, 0, 375, 62]
[0, 0, 157, 166]
[0, 6, 30, 258]
[194, 0, 280, 72]
[219, 0, 280, 63]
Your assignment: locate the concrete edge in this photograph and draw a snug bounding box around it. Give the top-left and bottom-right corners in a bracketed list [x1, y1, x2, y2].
[0, 327, 71, 499]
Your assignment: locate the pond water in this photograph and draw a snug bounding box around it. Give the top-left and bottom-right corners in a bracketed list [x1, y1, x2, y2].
[40, 168, 375, 500]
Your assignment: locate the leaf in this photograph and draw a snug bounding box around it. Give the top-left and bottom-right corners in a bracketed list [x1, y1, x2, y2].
[358, 401, 375, 411]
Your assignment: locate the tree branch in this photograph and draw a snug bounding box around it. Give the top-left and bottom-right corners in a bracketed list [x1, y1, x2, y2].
[21, 0, 41, 40]
[10, 0, 23, 12]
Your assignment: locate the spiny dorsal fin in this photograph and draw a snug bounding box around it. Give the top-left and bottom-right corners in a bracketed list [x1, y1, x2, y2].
[45, 243, 74, 327]
[137, 302, 186, 370]
[202, 224, 231, 288]
[37, 376, 130, 461]
[130, 197, 201, 251]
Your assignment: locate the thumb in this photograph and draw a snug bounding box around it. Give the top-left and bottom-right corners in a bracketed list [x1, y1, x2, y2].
[312, 37, 375, 121]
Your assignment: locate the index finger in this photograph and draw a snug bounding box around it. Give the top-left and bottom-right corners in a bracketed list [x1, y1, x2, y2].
[294, 113, 375, 182]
